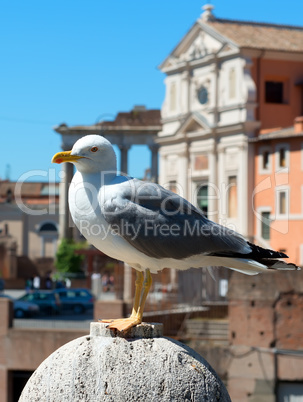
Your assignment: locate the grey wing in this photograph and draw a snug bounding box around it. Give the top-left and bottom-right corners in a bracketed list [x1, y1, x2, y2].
[102, 178, 252, 260]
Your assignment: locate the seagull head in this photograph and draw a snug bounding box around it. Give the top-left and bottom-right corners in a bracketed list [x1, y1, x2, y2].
[52, 135, 117, 174]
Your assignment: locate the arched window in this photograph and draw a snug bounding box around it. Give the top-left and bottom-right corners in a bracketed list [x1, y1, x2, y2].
[197, 185, 208, 217]
[39, 222, 57, 232]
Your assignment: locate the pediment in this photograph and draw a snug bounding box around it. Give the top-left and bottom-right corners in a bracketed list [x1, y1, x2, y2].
[222, 44, 233, 52]
[184, 119, 204, 133]
[178, 30, 221, 63]
[160, 22, 231, 70]
[216, 42, 238, 57]
[175, 113, 212, 136]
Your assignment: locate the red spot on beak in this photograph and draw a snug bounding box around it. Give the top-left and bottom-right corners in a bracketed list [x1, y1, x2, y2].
[55, 159, 63, 164]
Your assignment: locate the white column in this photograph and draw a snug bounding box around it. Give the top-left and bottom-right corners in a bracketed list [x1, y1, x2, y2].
[178, 145, 189, 200]
[217, 146, 225, 224]
[208, 146, 218, 222]
[149, 144, 159, 183]
[59, 162, 74, 239]
[247, 140, 255, 240]
[181, 69, 190, 113]
[158, 151, 167, 186]
[239, 141, 250, 237]
[119, 145, 130, 174]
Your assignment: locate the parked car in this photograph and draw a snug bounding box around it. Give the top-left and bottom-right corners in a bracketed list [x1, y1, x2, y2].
[0, 294, 40, 318]
[53, 288, 95, 314]
[18, 291, 61, 315]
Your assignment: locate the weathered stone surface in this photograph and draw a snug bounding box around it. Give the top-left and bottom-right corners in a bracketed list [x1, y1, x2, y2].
[229, 300, 275, 347]
[228, 270, 303, 402]
[227, 378, 255, 402]
[275, 293, 303, 349]
[278, 354, 303, 380]
[19, 322, 231, 401]
[228, 345, 275, 381]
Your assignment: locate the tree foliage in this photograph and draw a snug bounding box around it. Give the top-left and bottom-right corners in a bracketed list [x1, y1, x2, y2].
[55, 239, 86, 275]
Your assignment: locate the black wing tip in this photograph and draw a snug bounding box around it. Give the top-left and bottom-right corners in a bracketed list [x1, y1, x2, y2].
[247, 242, 289, 259]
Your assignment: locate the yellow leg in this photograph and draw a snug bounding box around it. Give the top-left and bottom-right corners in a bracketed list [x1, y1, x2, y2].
[131, 271, 144, 317]
[101, 270, 152, 333]
[134, 269, 152, 320]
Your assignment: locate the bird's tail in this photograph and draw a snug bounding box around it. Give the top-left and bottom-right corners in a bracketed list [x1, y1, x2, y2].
[208, 256, 300, 276]
[210, 241, 300, 276]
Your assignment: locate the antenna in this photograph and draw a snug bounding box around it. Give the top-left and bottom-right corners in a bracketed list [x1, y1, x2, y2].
[5, 164, 11, 180]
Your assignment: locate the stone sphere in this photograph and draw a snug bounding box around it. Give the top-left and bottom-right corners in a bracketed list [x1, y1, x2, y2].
[19, 322, 230, 401]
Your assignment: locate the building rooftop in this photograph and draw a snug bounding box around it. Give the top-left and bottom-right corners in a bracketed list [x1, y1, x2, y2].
[249, 126, 303, 142]
[0, 181, 59, 203]
[55, 107, 162, 134]
[98, 108, 161, 128]
[205, 18, 303, 53]
[160, 6, 303, 72]
[197, 4, 303, 53]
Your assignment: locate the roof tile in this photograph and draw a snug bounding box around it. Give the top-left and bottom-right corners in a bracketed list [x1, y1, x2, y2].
[207, 19, 303, 52]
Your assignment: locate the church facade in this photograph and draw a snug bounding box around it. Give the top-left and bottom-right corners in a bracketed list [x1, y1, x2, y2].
[158, 5, 259, 240]
[158, 5, 303, 264]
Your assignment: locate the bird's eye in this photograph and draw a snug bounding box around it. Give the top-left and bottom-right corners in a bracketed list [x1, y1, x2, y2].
[91, 146, 98, 153]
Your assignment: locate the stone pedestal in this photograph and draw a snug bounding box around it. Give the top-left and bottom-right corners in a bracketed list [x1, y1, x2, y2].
[19, 322, 231, 401]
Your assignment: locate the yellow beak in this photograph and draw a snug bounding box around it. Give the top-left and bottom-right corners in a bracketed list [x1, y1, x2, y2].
[51, 151, 84, 164]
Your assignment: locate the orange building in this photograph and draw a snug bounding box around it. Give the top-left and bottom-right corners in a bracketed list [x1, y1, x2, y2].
[251, 59, 303, 130]
[252, 118, 303, 266]
[250, 43, 303, 265]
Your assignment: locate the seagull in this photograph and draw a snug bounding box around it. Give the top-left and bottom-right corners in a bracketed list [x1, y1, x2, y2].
[52, 135, 299, 332]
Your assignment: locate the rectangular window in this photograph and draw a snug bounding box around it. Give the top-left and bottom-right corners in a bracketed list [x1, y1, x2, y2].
[197, 184, 208, 218]
[263, 151, 270, 170]
[279, 148, 286, 168]
[275, 144, 289, 171]
[276, 188, 289, 218]
[265, 81, 283, 103]
[259, 147, 272, 174]
[279, 191, 286, 215]
[194, 155, 208, 170]
[228, 176, 237, 218]
[9, 370, 34, 402]
[261, 212, 270, 240]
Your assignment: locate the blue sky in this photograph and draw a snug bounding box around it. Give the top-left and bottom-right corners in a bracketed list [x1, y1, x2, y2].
[1, 0, 303, 182]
